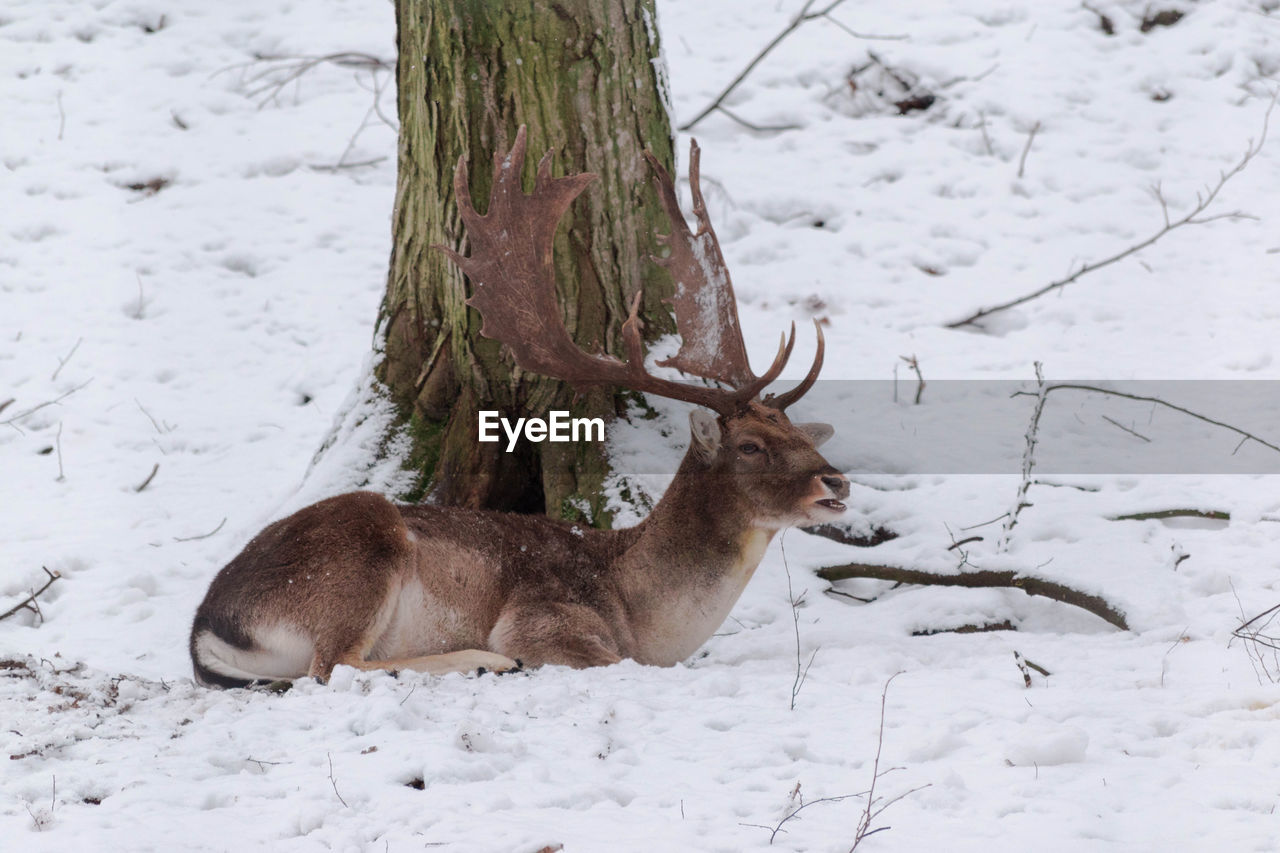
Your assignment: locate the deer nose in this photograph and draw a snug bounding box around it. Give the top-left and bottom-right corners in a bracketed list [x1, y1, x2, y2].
[820, 474, 850, 499]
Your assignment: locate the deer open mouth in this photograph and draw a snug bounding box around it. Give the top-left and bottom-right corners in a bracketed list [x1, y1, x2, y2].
[815, 499, 846, 513]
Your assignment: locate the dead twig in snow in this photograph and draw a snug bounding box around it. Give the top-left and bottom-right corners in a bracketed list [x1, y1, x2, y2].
[327, 753, 349, 808]
[1101, 414, 1150, 442]
[900, 354, 925, 404]
[999, 362, 1046, 551]
[2, 379, 92, 434]
[1, 568, 62, 623]
[681, 0, 905, 131]
[850, 672, 930, 850]
[174, 517, 227, 542]
[51, 337, 82, 381]
[947, 94, 1275, 330]
[134, 463, 159, 493]
[1011, 382, 1280, 457]
[1016, 120, 1040, 178]
[781, 534, 818, 711]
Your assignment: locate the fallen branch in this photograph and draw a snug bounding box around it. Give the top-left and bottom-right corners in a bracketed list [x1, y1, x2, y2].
[1, 568, 62, 623]
[801, 523, 898, 548]
[817, 562, 1128, 629]
[1110, 508, 1229, 522]
[947, 95, 1274, 330]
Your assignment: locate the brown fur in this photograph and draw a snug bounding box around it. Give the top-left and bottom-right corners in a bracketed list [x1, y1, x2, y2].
[189, 403, 848, 686]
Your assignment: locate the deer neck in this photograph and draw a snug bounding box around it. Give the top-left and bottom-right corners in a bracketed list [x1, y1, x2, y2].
[615, 452, 776, 665]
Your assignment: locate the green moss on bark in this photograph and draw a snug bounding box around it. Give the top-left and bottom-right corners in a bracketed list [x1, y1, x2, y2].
[378, 0, 675, 522]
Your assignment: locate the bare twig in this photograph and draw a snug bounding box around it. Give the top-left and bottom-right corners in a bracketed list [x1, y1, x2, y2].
[327, 753, 349, 808]
[0, 398, 12, 416]
[135, 399, 174, 434]
[850, 673, 930, 850]
[682, 0, 905, 131]
[1101, 414, 1150, 442]
[51, 337, 82, 381]
[817, 561, 1128, 629]
[1, 568, 62, 623]
[946, 535, 983, 551]
[1012, 383, 1280, 457]
[2, 379, 92, 433]
[947, 95, 1275, 329]
[135, 463, 160, 493]
[741, 783, 867, 844]
[999, 362, 1046, 551]
[173, 517, 227, 542]
[1015, 120, 1040, 178]
[976, 109, 995, 156]
[781, 534, 818, 710]
[899, 354, 925, 404]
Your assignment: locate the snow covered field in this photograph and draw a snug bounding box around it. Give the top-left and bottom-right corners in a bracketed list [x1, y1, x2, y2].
[5, 0, 1280, 849]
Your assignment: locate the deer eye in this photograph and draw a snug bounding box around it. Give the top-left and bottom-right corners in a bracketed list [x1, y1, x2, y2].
[738, 442, 761, 455]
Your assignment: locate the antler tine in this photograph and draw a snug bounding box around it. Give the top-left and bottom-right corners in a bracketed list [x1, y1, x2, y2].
[763, 320, 825, 412]
[731, 322, 795, 403]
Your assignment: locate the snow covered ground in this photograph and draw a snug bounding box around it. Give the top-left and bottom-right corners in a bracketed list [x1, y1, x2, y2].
[5, 0, 1280, 849]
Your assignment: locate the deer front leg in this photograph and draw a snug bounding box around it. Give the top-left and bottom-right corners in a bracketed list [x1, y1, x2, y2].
[489, 602, 624, 669]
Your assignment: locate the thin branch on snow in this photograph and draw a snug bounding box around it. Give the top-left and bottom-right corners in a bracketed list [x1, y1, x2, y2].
[327, 753, 350, 808]
[1, 568, 62, 624]
[134, 463, 159, 493]
[51, 337, 82, 381]
[947, 94, 1276, 330]
[780, 533, 818, 711]
[1010, 382, 1280, 457]
[899, 354, 925, 405]
[850, 673, 930, 851]
[680, 0, 906, 132]
[999, 362, 1046, 551]
[2, 379, 92, 434]
[173, 517, 227, 543]
[1015, 120, 1040, 178]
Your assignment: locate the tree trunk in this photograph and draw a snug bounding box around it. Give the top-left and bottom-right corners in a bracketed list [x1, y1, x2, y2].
[378, 0, 676, 525]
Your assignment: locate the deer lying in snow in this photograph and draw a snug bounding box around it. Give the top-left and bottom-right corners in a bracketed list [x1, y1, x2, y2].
[190, 128, 848, 688]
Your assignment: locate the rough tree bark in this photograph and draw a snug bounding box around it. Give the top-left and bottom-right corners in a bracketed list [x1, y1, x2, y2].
[378, 0, 676, 524]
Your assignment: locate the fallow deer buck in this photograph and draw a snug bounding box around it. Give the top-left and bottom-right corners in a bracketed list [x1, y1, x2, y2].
[190, 127, 848, 688]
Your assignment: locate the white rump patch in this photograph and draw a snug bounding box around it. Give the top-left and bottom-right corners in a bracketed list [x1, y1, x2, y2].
[194, 624, 314, 682]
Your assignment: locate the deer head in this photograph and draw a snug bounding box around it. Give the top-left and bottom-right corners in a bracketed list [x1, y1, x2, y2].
[438, 127, 846, 526]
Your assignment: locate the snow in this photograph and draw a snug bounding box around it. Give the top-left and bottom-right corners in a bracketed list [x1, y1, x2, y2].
[5, 0, 1280, 850]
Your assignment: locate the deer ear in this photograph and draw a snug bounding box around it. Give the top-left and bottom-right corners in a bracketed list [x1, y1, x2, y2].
[688, 409, 722, 460]
[795, 422, 834, 448]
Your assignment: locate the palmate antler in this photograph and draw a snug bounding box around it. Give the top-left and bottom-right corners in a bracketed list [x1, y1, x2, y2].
[437, 125, 822, 418]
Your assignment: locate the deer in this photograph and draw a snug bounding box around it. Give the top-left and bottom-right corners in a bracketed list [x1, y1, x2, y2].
[189, 127, 849, 688]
